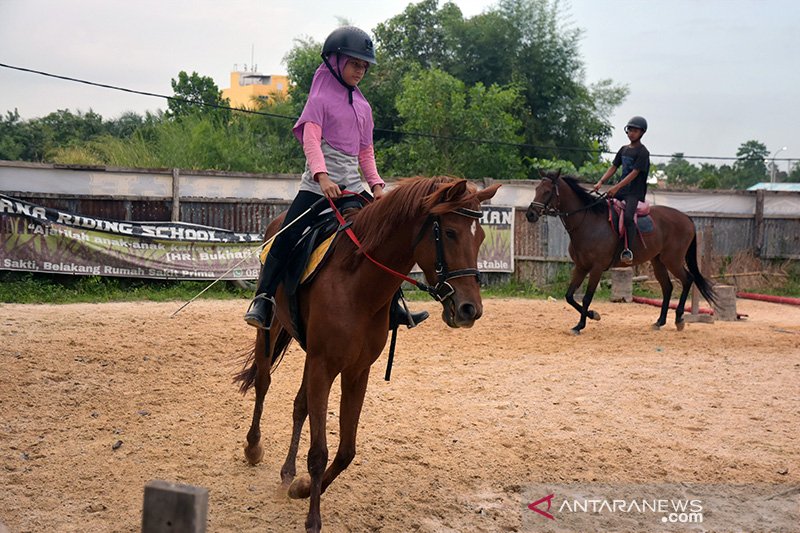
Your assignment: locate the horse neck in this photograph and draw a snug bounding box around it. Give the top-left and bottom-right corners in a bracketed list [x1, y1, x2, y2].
[555, 181, 602, 233]
[340, 210, 420, 296]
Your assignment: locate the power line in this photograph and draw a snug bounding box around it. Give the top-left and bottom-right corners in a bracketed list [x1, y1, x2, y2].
[0, 62, 791, 163]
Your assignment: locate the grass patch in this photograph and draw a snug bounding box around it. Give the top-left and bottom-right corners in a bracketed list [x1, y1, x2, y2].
[3, 263, 798, 305]
[0, 271, 250, 304]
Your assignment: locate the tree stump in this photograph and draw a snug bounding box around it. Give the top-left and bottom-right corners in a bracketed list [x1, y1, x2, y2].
[610, 267, 633, 302]
[142, 480, 208, 533]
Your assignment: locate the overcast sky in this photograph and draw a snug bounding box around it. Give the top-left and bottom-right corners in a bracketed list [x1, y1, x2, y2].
[0, 0, 797, 169]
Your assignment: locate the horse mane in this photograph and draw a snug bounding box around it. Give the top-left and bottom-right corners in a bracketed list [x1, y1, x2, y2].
[348, 176, 481, 257]
[559, 175, 608, 215]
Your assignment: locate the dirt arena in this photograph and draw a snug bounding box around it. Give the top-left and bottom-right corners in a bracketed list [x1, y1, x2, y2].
[1, 296, 798, 532]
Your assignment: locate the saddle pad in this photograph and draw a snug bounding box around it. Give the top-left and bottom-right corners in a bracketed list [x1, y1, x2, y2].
[610, 210, 655, 235]
[260, 232, 336, 284]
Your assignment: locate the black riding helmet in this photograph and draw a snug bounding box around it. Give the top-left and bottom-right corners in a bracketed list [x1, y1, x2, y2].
[625, 116, 648, 132]
[321, 26, 376, 103]
[322, 26, 377, 65]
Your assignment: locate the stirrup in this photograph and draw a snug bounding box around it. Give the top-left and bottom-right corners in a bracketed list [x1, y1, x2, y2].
[243, 294, 275, 330]
[620, 248, 633, 264]
[403, 309, 430, 329]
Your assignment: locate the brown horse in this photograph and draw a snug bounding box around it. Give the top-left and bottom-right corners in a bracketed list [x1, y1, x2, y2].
[525, 169, 715, 334]
[235, 176, 500, 532]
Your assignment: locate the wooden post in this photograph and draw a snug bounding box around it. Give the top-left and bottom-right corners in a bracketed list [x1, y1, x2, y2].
[142, 480, 208, 533]
[610, 267, 633, 302]
[711, 285, 738, 321]
[171, 168, 181, 223]
[754, 189, 765, 257]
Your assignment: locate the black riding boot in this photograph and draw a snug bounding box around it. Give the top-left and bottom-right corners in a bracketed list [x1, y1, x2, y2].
[243, 252, 282, 329]
[390, 290, 429, 329]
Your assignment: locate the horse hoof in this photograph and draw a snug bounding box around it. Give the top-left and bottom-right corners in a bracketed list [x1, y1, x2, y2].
[244, 443, 264, 465]
[676, 320, 685, 331]
[589, 310, 601, 321]
[288, 475, 311, 500]
[570, 328, 581, 336]
[280, 470, 296, 488]
[651, 323, 662, 331]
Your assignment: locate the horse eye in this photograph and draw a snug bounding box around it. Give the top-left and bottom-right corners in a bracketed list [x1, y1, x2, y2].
[445, 228, 457, 240]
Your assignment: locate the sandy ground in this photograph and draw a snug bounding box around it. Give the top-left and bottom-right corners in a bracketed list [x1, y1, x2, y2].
[1, 296, 799, 532]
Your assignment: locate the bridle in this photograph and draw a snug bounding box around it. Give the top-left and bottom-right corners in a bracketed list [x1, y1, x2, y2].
[528, 175, 563, 218]
[412, 207, 483, 302]
[328, 195, 483, 303]
[528, 176, 607, 221]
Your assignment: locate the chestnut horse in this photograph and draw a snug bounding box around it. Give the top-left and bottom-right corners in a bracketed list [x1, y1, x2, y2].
[235, 176, 500, 532]
[525, 170, 715, 334]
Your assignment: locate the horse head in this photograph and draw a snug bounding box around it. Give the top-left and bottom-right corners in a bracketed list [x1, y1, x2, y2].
[526, 169, 561, 223]
[414, 179, 501, 328]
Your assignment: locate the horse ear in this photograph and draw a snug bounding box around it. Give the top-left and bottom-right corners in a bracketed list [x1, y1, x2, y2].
[443, 179, 469, 202]
[554, 169, 561, 181]
[476, 183, 501, 202]
[537, 168, 547, 178]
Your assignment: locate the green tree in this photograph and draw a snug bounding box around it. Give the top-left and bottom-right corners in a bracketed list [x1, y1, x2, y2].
[166, 71, 230, 121]
[106, 111, 147, 138]
[0, 108, 113, 162]
[371, 0, 627, 167]
[373, 0, 464, 72]
[663, 153, 700, 187]
[787, 161, 800, 182]
[496, 0, 627, 165]
[731, 139, 768, 189]
[0, 109, 42, 160]
[385, 67, 524, 179]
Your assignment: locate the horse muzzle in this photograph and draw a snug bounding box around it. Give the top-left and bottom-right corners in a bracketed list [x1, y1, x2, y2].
[525, 205, 541, 223]
[441, 298, 482, 328]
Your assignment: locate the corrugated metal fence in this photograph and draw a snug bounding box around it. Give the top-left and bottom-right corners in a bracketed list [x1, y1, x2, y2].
[2, 161, 798, 283]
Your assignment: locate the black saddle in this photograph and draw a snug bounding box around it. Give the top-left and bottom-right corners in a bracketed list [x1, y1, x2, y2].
[282, 195, 367, 349]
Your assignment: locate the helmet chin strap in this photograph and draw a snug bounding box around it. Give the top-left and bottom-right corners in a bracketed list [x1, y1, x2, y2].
[322, 54, 354, 104]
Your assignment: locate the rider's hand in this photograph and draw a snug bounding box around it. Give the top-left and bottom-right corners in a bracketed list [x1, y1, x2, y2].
[607, 185, 619, 197]
[372, 184, 385, 200]
[592, 181, 602, 193]
[317, 173, 341, 199]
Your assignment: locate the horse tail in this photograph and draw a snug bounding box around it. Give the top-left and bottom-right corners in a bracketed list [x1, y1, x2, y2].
[233, 327, 293, 394]
[685, 232, 717, 306]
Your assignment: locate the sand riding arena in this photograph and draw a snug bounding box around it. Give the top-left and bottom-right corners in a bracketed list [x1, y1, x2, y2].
[1, 297, 798, 532]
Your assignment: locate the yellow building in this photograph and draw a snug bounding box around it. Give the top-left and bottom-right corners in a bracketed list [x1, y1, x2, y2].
[222, 70, 290, 109]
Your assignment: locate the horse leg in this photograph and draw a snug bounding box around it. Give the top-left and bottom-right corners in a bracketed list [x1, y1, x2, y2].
[287, 358, 335, 533]
[244, 328, 273, 465]
[280, 365, 308, 487]
[663, 257, 693, 331]
[320, 367, 371, 494]
[565, 266, 587, 314]
[565, 266, 601, 322]
[650, 257, 673, 330]
[571, 269, 603, 335]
